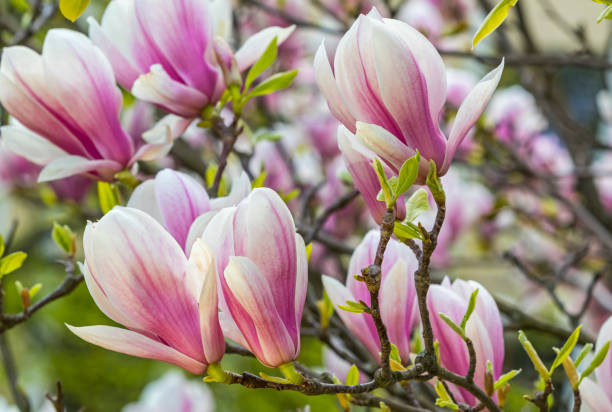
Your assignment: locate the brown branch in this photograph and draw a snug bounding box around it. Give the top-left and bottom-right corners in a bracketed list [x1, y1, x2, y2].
[211, 118, 242, 195]
[572, 388, 581, 412]
[303, 190, 359, 244]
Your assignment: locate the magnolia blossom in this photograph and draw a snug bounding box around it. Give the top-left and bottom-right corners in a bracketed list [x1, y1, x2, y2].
[397, 0, 444, 44]
[200, 188, 307, 367]
[127, 169, 250, 252]
[0, 29, 187, 182]
[323, 231, 418, 364]
[428, 278, 504, 406]
[315, 9, 502, 220]
[68, 207, 225, 374]
[123, 371, 214, 412]
[89, 0, 294, 118]
[580, 316, 612, 412]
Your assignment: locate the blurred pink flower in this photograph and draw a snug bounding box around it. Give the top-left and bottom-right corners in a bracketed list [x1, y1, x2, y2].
[200, 188, 307, 367]
[428, 277, 504, 406]
[397, 0, 444, 44]
[580, 316, 612, 412]
[323, 348, 369, 384]
[89, 0, 294, 118]
[68, 208, 225, 374]
[0, 29, 186, 182]
[323, 230, 418, 364]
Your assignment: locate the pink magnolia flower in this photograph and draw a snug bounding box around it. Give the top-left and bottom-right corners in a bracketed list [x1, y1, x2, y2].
[89, 0, 294, 118]
[397, 0, 444, 44]
[323, 348, 369, 384]
[580, 316, 612, 412]
[0, 29, 187, 183]
[200, 188, 307, 367]
[428, 278, 504, 406]
[68, 207, 225, 374]
[315, 8, 504, 184]
[123, 371, 214, 412]
[322, 230, 418, 364]
[127, 169, 250, 252]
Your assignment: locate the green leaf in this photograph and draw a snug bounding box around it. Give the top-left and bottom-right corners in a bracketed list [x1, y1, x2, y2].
[439, 313, 466, 339]
[29, 283, 42, 299]
[390, 343, 401, 364]
[258, 372, 291, 384]
[97, 182, 121, 215]
[472, 0, 518, 48]
[394, 221, 423, 241]
[579, 340, 610, 384]
[597, 5, 612, 22]
[59, 0, 91, 22]
[338, 300, 367, 313]
[426, 160, 445, 203]
[395, 152, 421, 198]
[373, 158, 394, 207]
[246, 70, 298, 99]
[493, 369, 521, 391]
[52, 222, 76, 256]
[345, 365, 359, 386]
[550, 325, 582, 374]
[10, 0, 30, 13]
[244, 37, 278, 92]
[404, 188, 429, 223]
[574, 343, 593, 367]
[518, 330, 550, 380]
[460, 289, 479, 330]
[315, 291, 334, 329]
[0, 233, 4, 258]
[255, 132, 282, 143]
[0, 252, 27, 277]
[252, 170, 267, 189]
[593, 0, 612, 4]
[434, 381, 459, 410]
[435, 400, 460, 411]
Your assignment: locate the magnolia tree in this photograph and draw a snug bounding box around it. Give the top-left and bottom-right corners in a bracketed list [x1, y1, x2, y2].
[1, 0, 612, 411]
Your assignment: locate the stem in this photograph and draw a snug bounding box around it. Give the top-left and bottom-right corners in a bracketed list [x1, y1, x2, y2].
[279, 362, 304, 385]
[205, 362, 232, 384]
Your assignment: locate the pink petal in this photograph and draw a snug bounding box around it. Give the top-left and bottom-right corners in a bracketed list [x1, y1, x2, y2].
[313, 42, 356, 131]
[235, 26, 296, 72]
[42, 29, 134, 164]
[38, 156, 122, 182]
[67, 324, 206, 374]
[155, 169, 211, 251]
[294, 234, 308, 331]
[442, 60, 504, 174]
[595, 316, 612, 402]
[354, 122, 417, 172]
[209, 172, 251, 210]
[1, 125, 67, 166]
[83, 207, 203, 362]
[580, 378, 612, 412]
[127, 180, 163, 224]
[132, 64, 209, 118]
[224, 256, 297, 367]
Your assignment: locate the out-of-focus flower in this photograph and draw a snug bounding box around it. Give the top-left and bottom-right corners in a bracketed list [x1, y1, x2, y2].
[127, 169, 250, 252]
[68, 208, 225, 374]
[580, 316, 612, 412]
[446, 68, 479, 109]
[485, 85, 547, 145]
[200, 188, 307, 367]
[0, 140, 39, 187]
[323, 348, 368, 383]
[397, 0, 444, 44]
[0, 29, 186, 182]
[89, 0, 294, 118]
[122, 371, 214, 412]
[427, 277, 504, 406]
[323, 230, 418, 364]
[315, 9, 503, 183]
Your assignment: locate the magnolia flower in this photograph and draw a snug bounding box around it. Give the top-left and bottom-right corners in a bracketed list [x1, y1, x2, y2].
[68, 207, 225, 374]
[580, 316, 612, 412]
[123, 371, 214, 412]
[315, 8, 503, 185]
[322, 230, 418, 364]
[127, 169, 250, 252]
[0, 29, 187, 182]
[200, 188, 307, 367]
[89, 0, 294, 118]
[397, 0, 444, 44]
[428, 278, 504, 406]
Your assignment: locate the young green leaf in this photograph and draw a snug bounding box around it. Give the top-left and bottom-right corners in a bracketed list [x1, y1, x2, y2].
[52, 222, 76, 256]
[315, 291, 334, 329]
[97, 182, 121, 215]
[426, 160, 444, 203]
[434, 381, 459, 411]
[258, 372, 291, 384]
[29, 283, 42, 299]
[394, 221, 423, 241]
[550, 325, 582, 374]
[345, 365, 359, 386]
[404, 188, 430, 223]
[10, 0, 30, 12]
[493, 369, 521, 391]
[394, 152, 421, 198]
[390, 343, 402, 364]
[472, 0, 518, 48]
[579, 340, 611, 384]
[460, 289, 479, 330]
[246, 70, 298, 99]
[518, 330, 550, 380]
[439, 313, 466, 339]
[597, 5, 612, 22]
[574, 343, 593, 367]
[244, 37, 278, 91]
[0, 252, 27, 277]
[252, 170, 267, 189]
[553, 347, 579, 389]
[338, 300, 368, 313]
[59, 0, 91, 22]
[0, 233, 4, 258]
[255, 132, 282, 143]
[373, 158, 394, 207]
